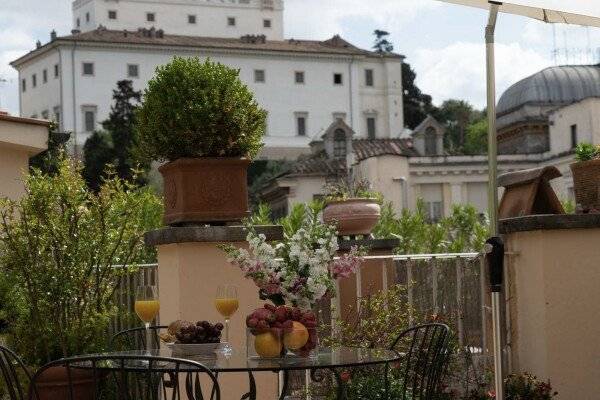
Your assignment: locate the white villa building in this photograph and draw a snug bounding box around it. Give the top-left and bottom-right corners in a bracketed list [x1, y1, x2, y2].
[10, 0, 404, 159]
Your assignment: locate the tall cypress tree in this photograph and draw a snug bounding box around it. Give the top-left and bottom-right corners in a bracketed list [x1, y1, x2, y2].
[83, 80, 148, 190]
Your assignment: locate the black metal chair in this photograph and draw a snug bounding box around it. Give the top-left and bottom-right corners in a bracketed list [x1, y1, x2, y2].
[29, 354, 220, 400]
[389, 323, 452, 400]
[0, 345, 31, 400]
[110, 325, 169, 351]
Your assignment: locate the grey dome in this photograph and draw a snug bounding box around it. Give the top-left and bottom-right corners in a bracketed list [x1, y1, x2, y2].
[497, 65, 600, 117]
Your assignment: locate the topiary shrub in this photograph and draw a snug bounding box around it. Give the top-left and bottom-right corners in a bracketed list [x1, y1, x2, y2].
[136, 57, 267, 162]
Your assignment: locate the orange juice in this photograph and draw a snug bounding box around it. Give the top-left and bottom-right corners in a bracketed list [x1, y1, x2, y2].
[215, 298, 239, 318]
[135, 300, 160, 323]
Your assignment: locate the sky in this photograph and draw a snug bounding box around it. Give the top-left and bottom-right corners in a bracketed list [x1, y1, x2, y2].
[1, 0, 599, 115]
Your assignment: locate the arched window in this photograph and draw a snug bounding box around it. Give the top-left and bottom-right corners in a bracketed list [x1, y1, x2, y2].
[425, 127, 438, 156]
[333, 129, 347, 159]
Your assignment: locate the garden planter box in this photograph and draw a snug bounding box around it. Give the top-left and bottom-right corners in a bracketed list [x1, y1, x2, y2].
[323, 198, 381, 236]
[159, 157, 250, 225]
[32, 366, 99, 400]
[570, 158, 600, 211]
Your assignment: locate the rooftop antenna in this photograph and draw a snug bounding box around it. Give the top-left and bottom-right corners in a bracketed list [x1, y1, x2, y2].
[552, 25, 558, 65]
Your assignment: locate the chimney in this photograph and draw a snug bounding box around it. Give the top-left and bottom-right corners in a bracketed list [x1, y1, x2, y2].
[36, 40, 42, 49]
[50, 30, 57, 41]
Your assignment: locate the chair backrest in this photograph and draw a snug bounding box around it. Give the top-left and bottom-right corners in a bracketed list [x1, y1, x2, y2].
[29, 354, 220, 400]
[110, 326, 168, 351]
[0, 345, 31, 400]
[389, 323, 451, 400]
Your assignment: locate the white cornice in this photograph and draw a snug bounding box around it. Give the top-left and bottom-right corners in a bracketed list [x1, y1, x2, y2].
[11, 37, 389, 68]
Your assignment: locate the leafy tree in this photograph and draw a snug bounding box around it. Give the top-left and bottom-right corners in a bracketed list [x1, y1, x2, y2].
[402, 63, 438, 130]
[434, 100, 479, 151]
[463, 118, 488, 155]
[83, 80, 148, 190]
[0, 156, 162, 365]
[82, 131, 113, 192]
[29, 121, 70, 175]
[373, 29, 394, 54]
[247, 160, 291, 207]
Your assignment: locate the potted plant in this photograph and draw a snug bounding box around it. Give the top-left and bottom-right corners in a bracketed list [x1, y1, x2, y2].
[570, 143, 600, 212]
[137, 57, 267, 226]
[0, 158, 161, 399]
[220, 205, 364, 358]
[322, 178, 382, 236]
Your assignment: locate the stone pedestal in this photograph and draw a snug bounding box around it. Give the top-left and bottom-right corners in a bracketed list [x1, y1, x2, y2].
[145, 225, 283, 400]
[500, 215, 600, 400]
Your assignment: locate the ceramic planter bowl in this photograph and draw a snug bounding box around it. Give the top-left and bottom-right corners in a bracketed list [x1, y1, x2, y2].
[323, 198, 381, 236]
[570, 158, 600, 211]
[159, 157, 250, 226]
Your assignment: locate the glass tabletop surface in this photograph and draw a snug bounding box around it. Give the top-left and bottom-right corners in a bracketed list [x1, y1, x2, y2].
[72, 347, 401, 372]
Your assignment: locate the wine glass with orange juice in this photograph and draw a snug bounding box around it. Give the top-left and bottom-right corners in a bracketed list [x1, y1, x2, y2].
[135, 285, 160, 356]
[215, 284, 239, 353]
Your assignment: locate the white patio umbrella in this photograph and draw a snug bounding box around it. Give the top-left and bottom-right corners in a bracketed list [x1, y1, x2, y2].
[434, 1, 600, 398]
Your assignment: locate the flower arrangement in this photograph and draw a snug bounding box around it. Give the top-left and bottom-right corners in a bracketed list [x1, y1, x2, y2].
[221, 206, 364, 309]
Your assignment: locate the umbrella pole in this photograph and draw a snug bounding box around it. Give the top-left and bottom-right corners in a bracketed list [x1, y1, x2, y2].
[486, 4, 504, 400]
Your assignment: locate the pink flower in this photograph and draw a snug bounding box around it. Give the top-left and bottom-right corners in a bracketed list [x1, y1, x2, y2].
[330, 246, 363, 279]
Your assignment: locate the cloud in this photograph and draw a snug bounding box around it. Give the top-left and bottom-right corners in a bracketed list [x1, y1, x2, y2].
[0, 0, 71, 113]
[413, 41, 552, 109]
[284, 0, 440, 40]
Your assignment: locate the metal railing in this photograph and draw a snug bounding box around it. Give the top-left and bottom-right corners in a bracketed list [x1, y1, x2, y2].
[111, 264, 159, 335]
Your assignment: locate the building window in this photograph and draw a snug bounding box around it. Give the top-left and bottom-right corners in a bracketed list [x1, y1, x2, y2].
[108, 10, 117, 19]
[425, 127, 437, 155]
[424, 201, 443, 223]
[227, 17, 236, 26]
[188, 15, 196, 24]
[83, 108, 96, 132]
[86, 12, 90, 22]
[296, 113, 307, 136]
[82, 62, 94, 76]
[365, 69, 374, 87]
[570, 124, 577, 148]
[43, 69, 48, 84]
[76, 18, 80, 27]
[146, 12, 155, 22]
[333, 73, 343, 85]
[54, 64, 59, 78]
[254, 69, 265, 83]
[41, 110, 49, 120]
[21, 79, 26, 92]
[295, 71, 305, 84]
[367, 117, 376, 139]
[263, 19, 271, 28]
[32, 74, 37, 88]
[127, 64, 139, 78]
[333, 129, 347, 159]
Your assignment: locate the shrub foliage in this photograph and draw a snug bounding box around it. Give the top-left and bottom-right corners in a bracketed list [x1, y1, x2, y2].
[136, 57, 267, 161]
[0, 157, 162, 366]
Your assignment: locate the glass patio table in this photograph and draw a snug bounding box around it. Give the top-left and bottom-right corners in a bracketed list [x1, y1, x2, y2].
[73, 347, 401, 399]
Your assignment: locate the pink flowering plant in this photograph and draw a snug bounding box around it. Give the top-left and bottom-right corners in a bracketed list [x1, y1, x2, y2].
[220, 206, 364, 309]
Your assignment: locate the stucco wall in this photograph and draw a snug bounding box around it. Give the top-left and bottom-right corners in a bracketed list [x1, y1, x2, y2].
[504, 227, 600, 400]
[548, 97, 600, 155]
[0, 117, 48, 200]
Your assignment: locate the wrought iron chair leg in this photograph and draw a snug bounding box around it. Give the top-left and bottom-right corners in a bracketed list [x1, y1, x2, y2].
[329, 368, 348, 400]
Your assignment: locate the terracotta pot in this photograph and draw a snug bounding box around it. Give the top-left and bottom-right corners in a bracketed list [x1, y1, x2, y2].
[323, 198, 381, 236]
[159, 157, 251, 226]
[570, 159, 600, 211]
[31, 366, 98, 400]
